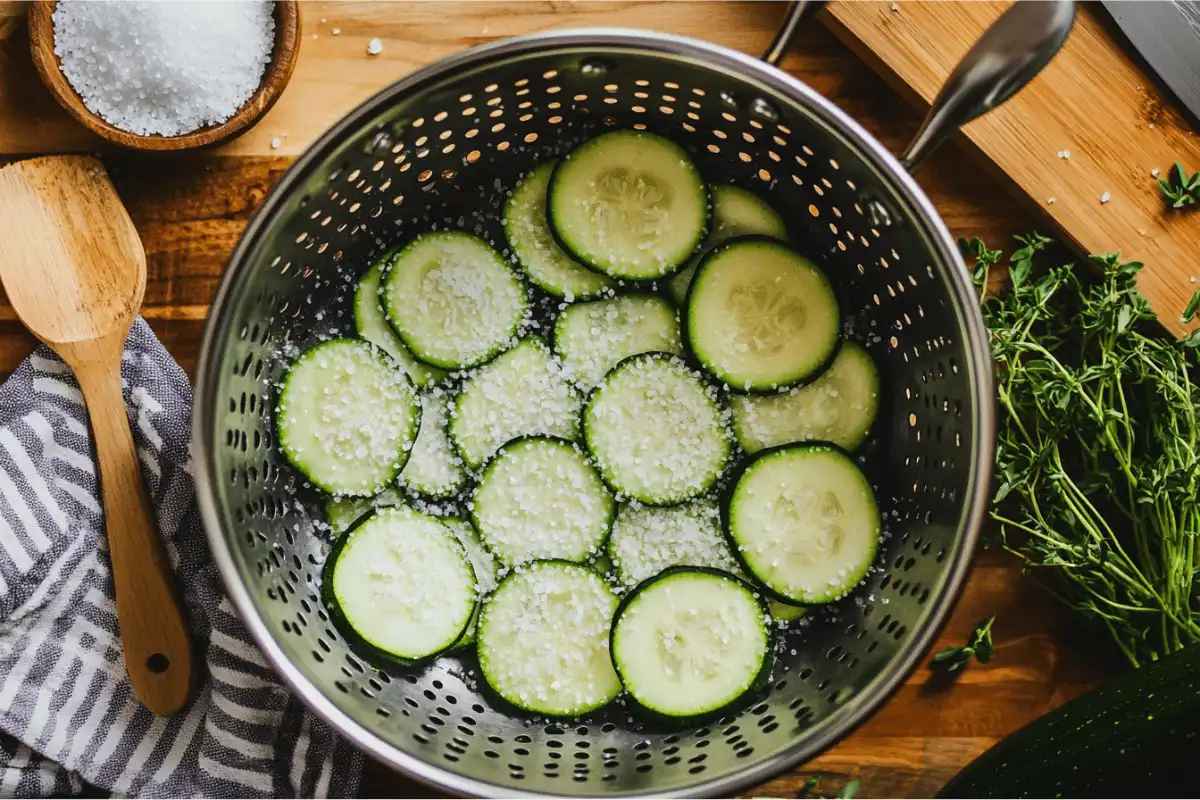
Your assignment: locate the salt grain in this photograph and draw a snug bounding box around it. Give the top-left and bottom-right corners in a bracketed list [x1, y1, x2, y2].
[1100, 191, 1111, 204]
[367, 37, 383, 55]
[52, 0, 275, 137]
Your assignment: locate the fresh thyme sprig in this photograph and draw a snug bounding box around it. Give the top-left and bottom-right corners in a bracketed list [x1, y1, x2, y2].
[931, 616, 996, 671]
[1157, 162, 1200, 208]
[966, 235, 1200, 667]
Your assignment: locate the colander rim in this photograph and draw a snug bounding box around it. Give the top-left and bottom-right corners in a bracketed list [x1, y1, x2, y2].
[194, 26, 995, 798]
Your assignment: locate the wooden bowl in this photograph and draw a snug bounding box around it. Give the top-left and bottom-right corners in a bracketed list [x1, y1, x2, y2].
[27, 1, 300, 151]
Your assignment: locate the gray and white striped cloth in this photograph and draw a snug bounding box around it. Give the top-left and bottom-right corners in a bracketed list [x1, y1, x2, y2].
[0, 319, 363, 797]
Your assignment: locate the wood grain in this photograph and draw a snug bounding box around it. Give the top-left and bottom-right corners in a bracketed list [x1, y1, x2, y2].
[0, 156, 194, 715]
[25, 1, 301, 151]
[0, 3, 1125, 795]
[823, 1, 1200, 336]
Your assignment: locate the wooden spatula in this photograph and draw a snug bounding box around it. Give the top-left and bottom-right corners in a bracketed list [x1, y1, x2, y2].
[0, 156, 194, 715]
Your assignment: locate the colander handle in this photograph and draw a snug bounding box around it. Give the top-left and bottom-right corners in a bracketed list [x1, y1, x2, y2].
[763, 0, 1076, 172]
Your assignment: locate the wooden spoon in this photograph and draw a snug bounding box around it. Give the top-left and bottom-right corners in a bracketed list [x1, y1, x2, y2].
[0, 156, 194, 715]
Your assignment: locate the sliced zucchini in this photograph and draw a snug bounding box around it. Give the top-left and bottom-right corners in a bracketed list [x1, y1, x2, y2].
[732, 342, 880, 453]
[553, 293, 682, 390]
[726, 444, 880, 604]
[668, 184, 790, 305]
[504, 161, 616, 300]
[354, 256, 446, 387]
[449, 337, 581, 470]
[686, 237, 840, 392]
[478, 561, 621, 716]
[768, 601, 807, 623]
[548, 130, 708, 280]
[323, 506, 476, 663]
[399, 390, 469, 498]
[583, 353, 732, 505]
[611, 567, 769, 720]
[277, 339, 421, 496]
[324, 486, 404, 536]
[444, 517, 499, 649]
[607, 500, 738, 589]
[471, 437, 614, 567]
[380, 231, 528, 370]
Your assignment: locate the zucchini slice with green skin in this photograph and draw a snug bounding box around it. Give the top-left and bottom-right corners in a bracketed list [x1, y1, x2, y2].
[471, 436, 614, 567]
[686, 236, 840, 393]
[449, 337, 581, 470]
[583, 353, 732, 506]
[277, 339, 421, 497]
[607, 500, 738, 589]
[324, 486, 404, 536]
[732, 342, 880, 453]
[380, 231, 529, 370]
[354, 256, 446, 387]
[668, 184, 790, 306]
[726, 443, 880, 605]
[610, 567, 769, 721]
[444, 517, 499, 650]
[504, 161, 617, 300]
[478, 560, 621, 717]
[768, 601, 807, 623]
[548, 130, 708, 280]
[322, 506, 476, 663]
[553, 293, 682, 390]
[398, 389, 468, 498]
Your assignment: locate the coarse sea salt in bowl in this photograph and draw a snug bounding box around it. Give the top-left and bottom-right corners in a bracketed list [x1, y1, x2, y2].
[27, 0, 300, 151]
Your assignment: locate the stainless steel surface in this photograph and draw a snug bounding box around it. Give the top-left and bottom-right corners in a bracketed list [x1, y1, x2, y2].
[901, 0, 1077, 171]
[194, 26, 1000, 798]
[1104, 0, 1200, 124]
[762, 0, 828, 66]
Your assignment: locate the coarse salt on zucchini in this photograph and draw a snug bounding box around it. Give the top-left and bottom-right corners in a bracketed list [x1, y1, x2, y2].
[548, 130, 708, 280]
[607, 500, 738, 588]
[727, 443, 880, 604]
[399, 389, 468, 498]
[380, 231, 528, 370]
[505, 161, 616, 300]
[444, 517, 499, 649]
[277, 339, 421, 496]
[355, 255, 446, 387]
[323, 506, 476, 662]
[686, 237, 840, 392]
[553, 293, 682, 390]
[324, 486, 404, 536]
[478, 561, 621, 716]
[471, 437, 614, 567]
[584, 353, 732, 505]
[611, 567, 769, 720]
[732, 341, 880, 453]
[668, 184, 790, 306]
[449, 337, 581, 470]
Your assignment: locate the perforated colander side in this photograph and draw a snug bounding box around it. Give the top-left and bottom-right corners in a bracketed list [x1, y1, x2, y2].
[194, 30, 993, 798]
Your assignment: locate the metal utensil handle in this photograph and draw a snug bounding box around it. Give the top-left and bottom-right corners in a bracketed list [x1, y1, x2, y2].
[762, 0, 828, 66]
[900, 0, 1076, 170]
[761, 0, 1076, 172]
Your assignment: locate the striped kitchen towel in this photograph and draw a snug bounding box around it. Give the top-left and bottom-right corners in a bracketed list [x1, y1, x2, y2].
[0, 319, 363, 798]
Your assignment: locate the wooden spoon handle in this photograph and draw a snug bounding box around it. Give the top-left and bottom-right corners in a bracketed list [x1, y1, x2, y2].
[71, 335, 194, 716]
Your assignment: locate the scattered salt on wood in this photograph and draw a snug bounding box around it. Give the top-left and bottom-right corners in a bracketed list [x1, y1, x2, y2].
[52, 0, 275, 137]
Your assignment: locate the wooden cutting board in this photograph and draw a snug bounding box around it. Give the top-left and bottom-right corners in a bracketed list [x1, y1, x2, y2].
[824, 1, 1200, 336]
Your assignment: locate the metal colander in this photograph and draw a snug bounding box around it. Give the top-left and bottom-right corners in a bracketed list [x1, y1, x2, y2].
[194, 7, 1072, 795]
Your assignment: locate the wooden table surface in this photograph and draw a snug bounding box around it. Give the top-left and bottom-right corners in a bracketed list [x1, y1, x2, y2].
[0, 3, 1122, 797]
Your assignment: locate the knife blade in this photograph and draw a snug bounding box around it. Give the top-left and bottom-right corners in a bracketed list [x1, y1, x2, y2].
[1103, 0, 1200, 125]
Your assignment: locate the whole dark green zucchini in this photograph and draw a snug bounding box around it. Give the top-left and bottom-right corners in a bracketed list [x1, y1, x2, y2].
[939, 644, 1200, 798]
